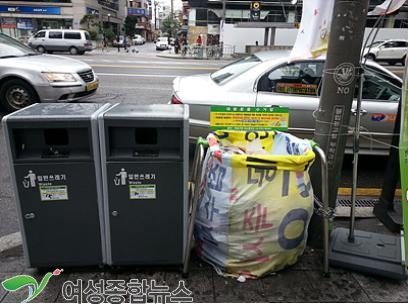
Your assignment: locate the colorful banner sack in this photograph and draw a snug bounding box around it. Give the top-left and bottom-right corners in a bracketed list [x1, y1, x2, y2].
[195, 130, 315, 279]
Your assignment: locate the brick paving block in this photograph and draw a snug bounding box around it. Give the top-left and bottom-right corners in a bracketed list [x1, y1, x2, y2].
[352, 272, 408, 302]
[214, 274, 265, 302]
[288, 247, 323, 271]
[0, 246, 25, 273]
[305, 271, 370, 302]
[165, 265, 214, 303]
[262, 270, 313, 302]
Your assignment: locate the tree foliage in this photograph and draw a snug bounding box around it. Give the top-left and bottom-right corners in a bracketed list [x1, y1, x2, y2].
[80, 13, 98, 29]
[161, 16, 180, 37]
[124, 16, 138, 36]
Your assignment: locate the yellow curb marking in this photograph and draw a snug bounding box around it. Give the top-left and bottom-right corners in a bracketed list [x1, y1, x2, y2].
[338, 187, 402, 197]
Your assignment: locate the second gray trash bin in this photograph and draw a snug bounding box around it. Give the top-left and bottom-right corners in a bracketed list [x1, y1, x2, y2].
[99, 104, 189, 266]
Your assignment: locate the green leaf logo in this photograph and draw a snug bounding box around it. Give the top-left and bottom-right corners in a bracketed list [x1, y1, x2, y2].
[2, 269, 63, 303]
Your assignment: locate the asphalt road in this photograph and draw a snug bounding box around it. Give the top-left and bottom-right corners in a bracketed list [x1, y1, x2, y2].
[0, 43, 404, 243]
[74, 43, 229, 105]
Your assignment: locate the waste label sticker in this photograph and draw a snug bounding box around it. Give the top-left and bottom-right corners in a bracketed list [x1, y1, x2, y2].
[129, 184, 156, 200]
[39, 185, 68, 201]
[210, 106, 289, 131]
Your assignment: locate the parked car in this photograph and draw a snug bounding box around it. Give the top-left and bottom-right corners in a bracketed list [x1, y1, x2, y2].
[28, 29, 93, 55]
[133, 34, 145, 45]
[363, 39, 407, 65]
[171, 50, 402, 155]
[156, 37, 169, 50]
[0, 33, 99, 113]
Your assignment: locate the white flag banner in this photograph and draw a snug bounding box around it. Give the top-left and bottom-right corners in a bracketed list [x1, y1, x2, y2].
[368, 0, 407, 16]
[290, 0, 335, 59]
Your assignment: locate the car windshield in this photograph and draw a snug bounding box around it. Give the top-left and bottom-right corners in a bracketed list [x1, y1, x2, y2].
[0, 34, 37, 58]
[211, 55, 261, 84]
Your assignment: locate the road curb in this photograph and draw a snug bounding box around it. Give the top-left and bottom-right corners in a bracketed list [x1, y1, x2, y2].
[0, 232, 22, 254]
[156, 54, 233, 61]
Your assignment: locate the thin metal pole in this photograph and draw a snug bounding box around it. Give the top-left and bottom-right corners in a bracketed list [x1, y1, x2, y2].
[183, 144, 205, 277]
[314, 145, 330, 275]
[349, 71, 365, 242]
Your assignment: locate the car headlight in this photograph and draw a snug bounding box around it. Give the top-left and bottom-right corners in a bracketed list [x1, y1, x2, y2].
[42, 72, 77, 83]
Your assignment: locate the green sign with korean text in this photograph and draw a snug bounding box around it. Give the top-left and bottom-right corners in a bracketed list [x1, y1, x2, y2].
[210, 106, 289, 131]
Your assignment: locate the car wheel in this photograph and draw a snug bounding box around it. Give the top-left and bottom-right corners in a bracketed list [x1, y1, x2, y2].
[365, 54, 375, 61]
[37, 46, 46, 53]
[69, 47, 79, 55]
[0, 79, 39, 113]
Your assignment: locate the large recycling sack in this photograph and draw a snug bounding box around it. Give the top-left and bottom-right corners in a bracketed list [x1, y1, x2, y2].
[195, 130, 315, 279]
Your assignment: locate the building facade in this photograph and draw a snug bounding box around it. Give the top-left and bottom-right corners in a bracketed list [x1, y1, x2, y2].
[127, 0, 153, 41]
[0, 0, 127, 38]
[184, 0, 408, 46]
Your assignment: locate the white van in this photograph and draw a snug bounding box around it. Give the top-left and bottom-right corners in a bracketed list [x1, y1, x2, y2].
[28, 29, 93, 55]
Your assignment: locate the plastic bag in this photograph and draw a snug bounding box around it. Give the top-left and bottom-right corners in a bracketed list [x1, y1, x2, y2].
[195, 130, 315, 279]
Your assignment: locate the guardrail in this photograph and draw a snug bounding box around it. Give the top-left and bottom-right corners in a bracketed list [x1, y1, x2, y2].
[180, 44, 235, 59]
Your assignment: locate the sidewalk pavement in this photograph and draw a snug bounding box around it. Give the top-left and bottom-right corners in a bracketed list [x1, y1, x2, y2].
[156, 50, 235, 61]
[1, 217, 408, 303]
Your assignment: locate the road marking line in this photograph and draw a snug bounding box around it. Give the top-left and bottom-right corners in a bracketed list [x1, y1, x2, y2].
[91, 64, 216, 70]
[0, 231, 22, 253]
[337, 187, 402, 197]
[82, 59, 225, 66]
[97, 73, 178, 78]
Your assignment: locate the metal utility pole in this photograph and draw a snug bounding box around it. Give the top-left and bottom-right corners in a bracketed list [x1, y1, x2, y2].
[171, 0, 174, 19]
[154, 1, 158, 30]
[308, 0, 369, 248]
[222, 0, 226, 20]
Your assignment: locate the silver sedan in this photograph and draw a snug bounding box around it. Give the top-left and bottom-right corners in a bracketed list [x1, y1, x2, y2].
[171, 51, 402, 155]
[0, 34, 99, 113]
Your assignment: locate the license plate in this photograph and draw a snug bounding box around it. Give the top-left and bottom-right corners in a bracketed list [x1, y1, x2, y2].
[86, 81, 99, 91]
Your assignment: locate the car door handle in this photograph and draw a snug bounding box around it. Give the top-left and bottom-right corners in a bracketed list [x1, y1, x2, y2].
[351, 108, 367, 116]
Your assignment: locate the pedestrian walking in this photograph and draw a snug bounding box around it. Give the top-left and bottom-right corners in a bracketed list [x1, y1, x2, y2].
[101, 32, 107, 52]
[174, 37, 180, 54]
[196, 35, 202, 46]
[116, 34, 121, 52]
[124, 35, 128, 52]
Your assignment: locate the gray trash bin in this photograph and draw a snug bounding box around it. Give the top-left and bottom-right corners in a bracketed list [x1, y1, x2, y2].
[99, 104, 189, 266]
[2, 103, 110, 268]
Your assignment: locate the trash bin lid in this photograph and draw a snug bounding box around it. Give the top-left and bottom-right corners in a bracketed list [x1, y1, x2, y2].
[7, 103, 107, 120]
[103, 104, 189, 120]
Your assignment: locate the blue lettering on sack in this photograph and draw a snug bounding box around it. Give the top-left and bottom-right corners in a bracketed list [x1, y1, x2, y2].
[204, 195, 219, 222]
[247, 167, 277, 187]
[207, 163, 226, 191]
[285, 136, 301, 155]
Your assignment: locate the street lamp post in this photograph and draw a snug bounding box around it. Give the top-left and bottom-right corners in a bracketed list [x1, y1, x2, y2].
[107, 13, 111, 31]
